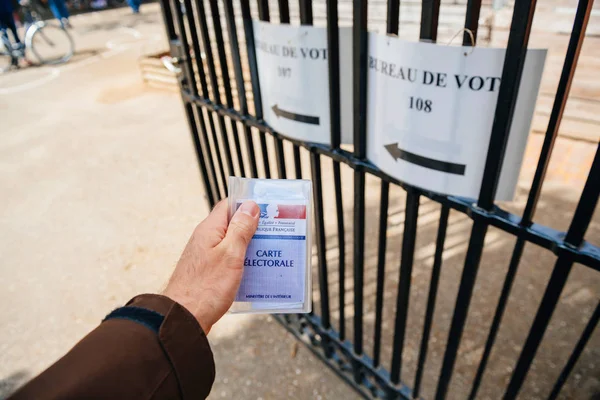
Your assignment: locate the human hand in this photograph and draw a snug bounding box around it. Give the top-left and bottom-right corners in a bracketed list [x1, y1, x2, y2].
[163, 199, 260, 334]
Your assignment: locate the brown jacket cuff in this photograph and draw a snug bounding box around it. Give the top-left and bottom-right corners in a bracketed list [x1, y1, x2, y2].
[127, 294, 216, 399]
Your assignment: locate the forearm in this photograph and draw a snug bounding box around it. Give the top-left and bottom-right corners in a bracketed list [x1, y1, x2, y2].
[10, 294, 215, 400]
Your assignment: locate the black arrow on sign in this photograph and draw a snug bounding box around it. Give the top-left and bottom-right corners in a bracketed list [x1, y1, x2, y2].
[384, 143, 466, 175]
[272, 104, 320, 125]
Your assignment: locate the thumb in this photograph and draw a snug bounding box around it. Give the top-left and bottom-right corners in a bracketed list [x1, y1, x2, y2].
[221, 201, 260, 262]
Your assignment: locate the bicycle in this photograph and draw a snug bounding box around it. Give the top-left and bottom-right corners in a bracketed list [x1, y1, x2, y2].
[0, 1, 74, 72]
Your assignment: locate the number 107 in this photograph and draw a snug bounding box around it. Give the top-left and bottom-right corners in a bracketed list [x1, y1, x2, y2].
[409, 97, 432, 113]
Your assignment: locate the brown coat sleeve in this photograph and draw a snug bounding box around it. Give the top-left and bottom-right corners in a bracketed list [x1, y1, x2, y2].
[10, 294, 215, 400]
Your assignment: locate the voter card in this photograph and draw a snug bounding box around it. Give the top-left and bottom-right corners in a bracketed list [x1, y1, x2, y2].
[228, 177, 312, 314]
[235, 201, 307, 303]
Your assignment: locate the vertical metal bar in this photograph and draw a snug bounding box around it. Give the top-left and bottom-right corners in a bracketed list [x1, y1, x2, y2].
[311, 153, 331, 330]
[175, 0, 226, 196]
[293, 146, 303, 179]
[208, 0, 246, 177]
[158, 0, 177, 40]
[390, 192, 420, 384]
[197, 100, 228, 196]
[386, 0, 399, 35]
[185, 104, 216, 207]
[353, 0, 368, 158]
[435, 220, 488, 399]
[274, 139, 287, 179]
[293, 0, 315, 180]
[419, 0, 440, 41]
[258, 135, 272, 179]
[327, 0, 341, 148]
[383, 0, 399, 209]
[325, 0, 345, 340]
[179, 0, 206, 98]
[413, 205, 449, 398]
[170, 0, 198, 97]
[372, 181, 389, 368]
[477, 0, 537, 210]
[269, 41, 287, 180]
[279, 0, 290, 22]
[256, 0, 274, 179]
[467, 239, 525, 400]
[523, 0, 593, 222]
[547, 301, 600, 400]
[502, 260, 568, 398]
[224, 0, 259, 178]
[204, 112, 229, 195]
[468, 5, 594, 397]
[352, 0, 367, 357]
[564, 149, 600, 245]
[194, 0, 236, 187]
[463, 0, 482, 45]
[168, 0, 218, 205]
[435, 3, 537, 397]
[504, 145, 600, 399]
[161, 0, 225, 201]
[240, 0, 263, 119]
[352, 0, 368, 369]
[180, 0, 226, 198]
[299, 0, 313, 24]
[183, 0, 209, 100]
[165, 0, 220, 200]
[258, 0, 269, 19]
[352, 170, 365, 361]
[412, 8, 446, 396]
[388, 5, 450, 398]
[333, 161, 345, 339]
[196, 107, 223, 200]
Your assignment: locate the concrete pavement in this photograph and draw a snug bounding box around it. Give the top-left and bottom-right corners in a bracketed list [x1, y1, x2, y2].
[0, 6, 354, 399]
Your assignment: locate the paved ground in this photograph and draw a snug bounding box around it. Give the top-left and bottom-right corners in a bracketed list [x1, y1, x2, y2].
[0, 6, 354, 399]
[0, 2, 598, 400]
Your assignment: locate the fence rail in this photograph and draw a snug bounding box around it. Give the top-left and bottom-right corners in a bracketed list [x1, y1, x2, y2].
[159, 0, 600, 398]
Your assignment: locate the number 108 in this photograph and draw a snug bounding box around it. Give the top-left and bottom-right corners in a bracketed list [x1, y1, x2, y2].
[409, 97, 432, 113]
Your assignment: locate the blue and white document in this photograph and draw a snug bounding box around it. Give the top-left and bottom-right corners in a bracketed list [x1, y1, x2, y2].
[236, 201, 307, 303]
[228, 177, 312, 314]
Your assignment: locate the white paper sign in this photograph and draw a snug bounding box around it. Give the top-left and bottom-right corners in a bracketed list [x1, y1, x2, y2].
[254, 21, 353, 144]
[367, 33, 546, 200]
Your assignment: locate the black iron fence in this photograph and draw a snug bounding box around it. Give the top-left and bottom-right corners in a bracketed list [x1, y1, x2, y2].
[158, 0, 599, 398]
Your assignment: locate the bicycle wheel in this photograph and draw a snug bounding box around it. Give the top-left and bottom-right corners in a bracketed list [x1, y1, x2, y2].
[27, 23, 74, 65]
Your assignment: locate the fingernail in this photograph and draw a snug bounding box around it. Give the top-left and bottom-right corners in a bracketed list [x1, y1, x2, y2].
[238, 201, 259, 218]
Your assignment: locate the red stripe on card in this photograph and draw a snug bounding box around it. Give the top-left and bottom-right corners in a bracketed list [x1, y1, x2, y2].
[275, 205, 306, 219]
